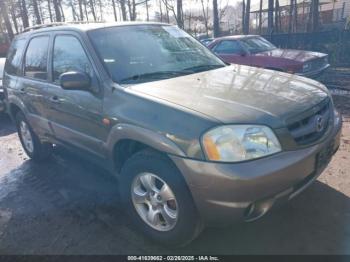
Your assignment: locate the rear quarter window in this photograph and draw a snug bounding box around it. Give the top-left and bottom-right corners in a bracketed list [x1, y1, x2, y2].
[4, 38, 26, 76]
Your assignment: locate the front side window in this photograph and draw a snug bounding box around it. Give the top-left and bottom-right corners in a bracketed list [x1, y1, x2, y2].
[53, 35, 93, 83]
[88, 25, 225, 84]
[214, 40, 243, 54]
[24, 36, 49, 80]
[5, 38, 26, 76]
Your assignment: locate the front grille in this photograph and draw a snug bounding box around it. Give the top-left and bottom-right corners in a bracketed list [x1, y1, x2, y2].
[287, 100, 331, 145]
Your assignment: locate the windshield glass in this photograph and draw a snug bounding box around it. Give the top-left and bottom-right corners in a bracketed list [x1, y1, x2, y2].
[239, 36, 276, 54]
[88, 25, 225, 84]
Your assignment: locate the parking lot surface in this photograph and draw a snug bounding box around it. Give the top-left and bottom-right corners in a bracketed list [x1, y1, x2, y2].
[0, 68, 349, 254]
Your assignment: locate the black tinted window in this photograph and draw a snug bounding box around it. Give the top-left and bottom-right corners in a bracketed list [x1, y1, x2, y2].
[53, 35, 92, 83]
[24, 36, 49, 80]
[214, 40, 242, 54]
[5, 38, 26, 75]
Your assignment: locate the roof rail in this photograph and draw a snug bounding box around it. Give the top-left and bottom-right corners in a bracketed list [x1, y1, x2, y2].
[22, 21, 105, 33]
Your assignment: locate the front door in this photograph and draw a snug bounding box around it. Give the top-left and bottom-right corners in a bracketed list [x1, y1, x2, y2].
[45, 33, 107, 158]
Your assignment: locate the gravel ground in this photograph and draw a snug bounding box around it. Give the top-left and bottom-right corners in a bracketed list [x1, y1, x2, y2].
[0, 68, 349, 255]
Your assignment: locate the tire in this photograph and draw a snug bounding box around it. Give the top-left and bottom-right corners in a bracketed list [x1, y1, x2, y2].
[120, 149, 203, 247]
[15, 111, 52, 161]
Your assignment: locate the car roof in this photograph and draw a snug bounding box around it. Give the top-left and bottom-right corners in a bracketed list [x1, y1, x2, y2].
[17, 22, 171, 38]
[214, 35, 260, 41]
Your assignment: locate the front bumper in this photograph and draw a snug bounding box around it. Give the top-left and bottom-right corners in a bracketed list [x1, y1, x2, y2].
[296, 63, 330, 79]
[170, 115, 342, 226]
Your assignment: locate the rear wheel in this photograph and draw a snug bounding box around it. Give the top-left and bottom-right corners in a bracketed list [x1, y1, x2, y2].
[120, 149, 203, 247]
[16, 111, 52, 161]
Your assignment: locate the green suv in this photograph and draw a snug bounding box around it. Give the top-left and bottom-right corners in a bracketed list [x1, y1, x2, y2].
[3, 22, 342, 246]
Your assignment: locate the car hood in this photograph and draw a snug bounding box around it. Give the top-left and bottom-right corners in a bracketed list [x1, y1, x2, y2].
[126, 65, 329, 128]
[255, 48, 327, 63]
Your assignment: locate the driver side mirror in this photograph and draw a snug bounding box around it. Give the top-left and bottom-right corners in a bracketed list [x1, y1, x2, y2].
[60, 71, 91, 91]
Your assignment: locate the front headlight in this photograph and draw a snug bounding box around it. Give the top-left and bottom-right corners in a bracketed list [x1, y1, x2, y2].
[202, 125, 281, 162]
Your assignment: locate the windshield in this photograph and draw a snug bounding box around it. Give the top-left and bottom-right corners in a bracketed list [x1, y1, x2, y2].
[239, 36, 276, 54]
[88, 25, 225, 84]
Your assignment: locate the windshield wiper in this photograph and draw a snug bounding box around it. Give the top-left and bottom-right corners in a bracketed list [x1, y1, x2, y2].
[119, 70, 191, 84]
[183, 64, 225, 73]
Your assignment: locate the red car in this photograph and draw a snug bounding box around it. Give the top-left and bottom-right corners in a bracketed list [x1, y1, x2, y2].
[208, 35, 330, 78]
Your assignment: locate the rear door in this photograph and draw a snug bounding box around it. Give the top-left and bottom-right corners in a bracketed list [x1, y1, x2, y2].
[212, 40, 250, 65]
[16, 34, 52, 136]
[45, 33, 106, 158]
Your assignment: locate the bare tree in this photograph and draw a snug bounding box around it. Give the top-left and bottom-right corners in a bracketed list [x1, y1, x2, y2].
[274, 0, 279, 32]
[111, 0, 118, 20]
[52, 0, 62, 21]
[243, 0, 250, 34]
[0, 0, 14, 39]
[119, 0, 127, 20]
[47, 0, 53, 22]
[213, 0, 220, 37]
[268, 0, 274, 33]
[20, 0, 30, 28]
[177, 0, 183, 28]
[200, 0, 209, 36]
[32, 0, 42, 24]
[76, 0, 84, 20]
[88, 0, 97, 21]
[259, 0, 263, 33]
[10, 2, 19, 33]
[145, 0, 149, 21]
[311, 0, 319, 32]
[242, 0, 245, 33]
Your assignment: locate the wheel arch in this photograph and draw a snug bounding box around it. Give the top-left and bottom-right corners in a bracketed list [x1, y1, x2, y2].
[107, 123, 186, 173]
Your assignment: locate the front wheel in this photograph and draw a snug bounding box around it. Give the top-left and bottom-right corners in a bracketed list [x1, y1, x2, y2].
[120, 149, 203, 247]
[15, 111, 52, 161]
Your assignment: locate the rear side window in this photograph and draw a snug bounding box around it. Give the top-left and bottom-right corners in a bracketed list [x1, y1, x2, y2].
[214, 40, 242, 54]
[53, 35, 93, 83]
[24, 36, 49, 80]
[5, 38, 26, 75]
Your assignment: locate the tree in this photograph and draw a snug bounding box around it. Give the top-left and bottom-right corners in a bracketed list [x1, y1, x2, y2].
[0, 0, 14, 39]
[177, 0, 183, 28]
[243, 0, 250, 34]
[200, 0, 209, 36]
[213, 0, 220, 37]
[118, 0, 127, 21]
[32, 0, 42, 24]
[274, 0, 279, 33]
[47, 0, 54, 22]
[53, 0, 62, 21]
[259, 0, 263, 33]
[111, 0, 118, 21]
[307, 0, 319, 32]
[267, 0, 274, 33]
[20, 0, 30, 28]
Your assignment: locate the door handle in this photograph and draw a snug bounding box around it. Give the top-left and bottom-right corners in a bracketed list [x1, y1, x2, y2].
[19, 88, 26, 94]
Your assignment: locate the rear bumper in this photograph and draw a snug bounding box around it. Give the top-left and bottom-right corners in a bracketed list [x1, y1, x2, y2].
[296, 64, 330, 79]
[170, 114, 342, 226]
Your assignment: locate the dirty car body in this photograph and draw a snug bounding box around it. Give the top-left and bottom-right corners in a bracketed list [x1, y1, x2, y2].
[3, 23, 341, 245]
[208, 35, 330, 78]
